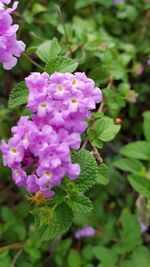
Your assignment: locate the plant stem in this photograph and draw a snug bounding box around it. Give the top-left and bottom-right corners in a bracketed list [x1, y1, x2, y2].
[55, 5, 72, 56]
[0, 242, 25, 251]
[22, 53, 44, 71]
[11, 249, 23, 267]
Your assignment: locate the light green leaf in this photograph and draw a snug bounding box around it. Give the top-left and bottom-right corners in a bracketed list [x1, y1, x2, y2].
[121, 246, 150, 267]
[36, 38, 61, 63]
[75, 0, 98, 9]
[82, 245, 94, 261]
[143, 111, 150, 143]
[120, 141, 150, 160]
[68, 250, 81, 267]
[38, 203, 73, 241]
[128, 174, 150, 197]
[8, 82, 28, 109]
[0, 258, 11, 267]
[96, 164, 109, 185]
[32, 3, 46, 15]
[120, 208, 142, 252]
[67, 194, 93, 213]
[112, 158, 145, 174]
[93, 246, 118, 267]
[45, 56, 78, 74]
[95, 116, 121, 142]
[130, 246, 150, 267]
[121, 260, 134, 267]
[72, 149, 98, 192]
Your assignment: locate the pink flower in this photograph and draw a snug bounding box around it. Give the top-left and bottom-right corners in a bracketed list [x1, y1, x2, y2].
[147, 57, 150, 66]
[0, 1, 25, 70]
[75, 225, 95, 239]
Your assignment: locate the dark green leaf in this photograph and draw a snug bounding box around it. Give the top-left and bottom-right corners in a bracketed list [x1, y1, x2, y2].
[72, 149, 98, 192]
[45, 56, 78, 74]
[38, 203, 73, 241]
[8, 82, 28, 109]
[67, 194, 93, 213]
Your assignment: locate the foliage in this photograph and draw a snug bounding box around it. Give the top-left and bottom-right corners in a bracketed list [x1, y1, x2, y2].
[0, 0, 150, 266]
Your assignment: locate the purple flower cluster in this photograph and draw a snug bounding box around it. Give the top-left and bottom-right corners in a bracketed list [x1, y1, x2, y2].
[75, 225, 95, 239]
[0, 1, 25, 70]
[0, 72, 102, 197]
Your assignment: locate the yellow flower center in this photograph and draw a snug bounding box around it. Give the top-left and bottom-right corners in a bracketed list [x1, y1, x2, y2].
[44, 171, 52, 178]
[72, 79, 77, 85]
[10, 148, 17, 154]
[71, 98, 78, 104]
[39, 103, 47, 108]
[57, 84, 63, 92]
[14, 169, 19, 175]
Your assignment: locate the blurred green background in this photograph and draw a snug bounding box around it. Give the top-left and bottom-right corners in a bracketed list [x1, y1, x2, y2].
[0, 0, 150, 266]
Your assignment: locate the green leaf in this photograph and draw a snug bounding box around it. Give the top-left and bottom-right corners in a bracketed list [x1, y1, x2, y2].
[8, 82, 28, 109]
[72, 149, 98, 192]
[32, 3, 46, 15]
[128, 174, 150, 197]
[143, 111, 150, 143]
[45, 56, 78, 74]
[36, 38, 61, 63]
[120, 208, 142, 252]
[67, 194, 93, 213]
[38, 203, 73, 241]
[93, 246, 118, 267]
[120, 141, 150, 160]
[96, 164, 109, 185]
[19, 262, 34, 267]
[0, 250, 9, 259]
[130, 246, 150, 267]
[75, 0, 98, 9]
[121, 246, 150, 267]
[112, 158, 145, 174]
[95, 116, 121, 142]
[82, 245, 94, 261]
[0, 258, 11, 267]
[68, 250, 81, 267]
[1, 206, 16, 223]
[121, 260, 134, 267]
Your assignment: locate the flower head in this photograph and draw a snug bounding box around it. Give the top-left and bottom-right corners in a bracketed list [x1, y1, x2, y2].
[0, 1, 25, 69]
[1, 72, 102, 197]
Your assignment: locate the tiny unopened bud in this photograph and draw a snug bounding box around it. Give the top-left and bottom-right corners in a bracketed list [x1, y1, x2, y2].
[115, 118, 122, 125]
